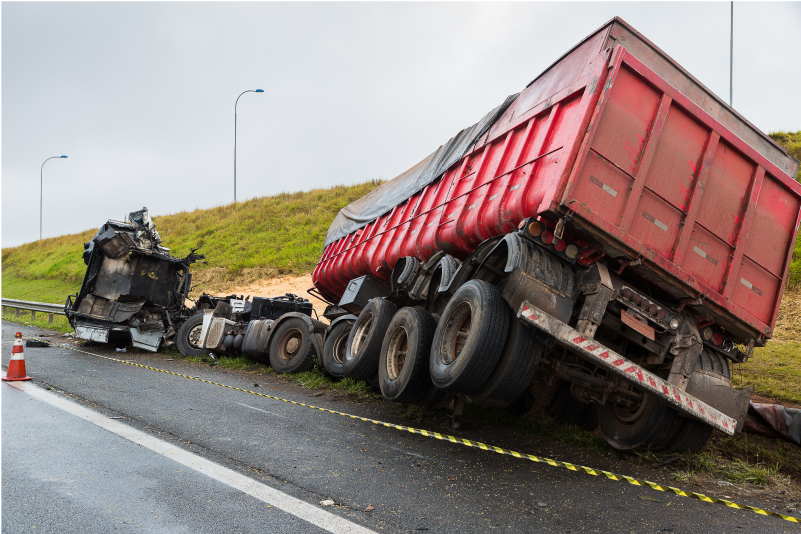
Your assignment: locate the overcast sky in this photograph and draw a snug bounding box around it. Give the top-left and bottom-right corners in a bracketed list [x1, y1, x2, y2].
[3, 1, 800, 248]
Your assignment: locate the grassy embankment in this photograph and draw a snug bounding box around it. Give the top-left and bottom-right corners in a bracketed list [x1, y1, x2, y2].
[1, 181, 383, 333]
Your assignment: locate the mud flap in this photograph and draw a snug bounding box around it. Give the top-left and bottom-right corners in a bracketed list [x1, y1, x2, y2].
[685, 376, 753, 432]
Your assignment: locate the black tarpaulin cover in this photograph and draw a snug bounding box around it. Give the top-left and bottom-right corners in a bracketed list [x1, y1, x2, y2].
[324, 93, 520, 248]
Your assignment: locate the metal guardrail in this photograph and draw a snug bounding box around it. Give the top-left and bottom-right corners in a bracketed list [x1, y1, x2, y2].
[2, 298, 65, 324]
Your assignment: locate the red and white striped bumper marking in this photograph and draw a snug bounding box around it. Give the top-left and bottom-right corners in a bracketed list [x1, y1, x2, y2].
[518, 302, 736, 435]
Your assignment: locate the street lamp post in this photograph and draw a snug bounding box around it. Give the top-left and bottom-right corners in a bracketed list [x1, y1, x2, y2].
[234, 89, 264, 204]
[40, 155, 68, 240]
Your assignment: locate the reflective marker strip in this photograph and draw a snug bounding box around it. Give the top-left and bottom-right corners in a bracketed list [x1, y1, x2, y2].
[642, 211, 668, 231]
[2, 376, 377, 534]
[740, 278, 764, 296]
[588, 175, 618, 197]
[517, 302, 736, 435]
[693, 246, 719, 266]
[19, 335, 798, 524]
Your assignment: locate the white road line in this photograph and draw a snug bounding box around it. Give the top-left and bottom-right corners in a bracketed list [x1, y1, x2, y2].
[3, 376, 376, 534]
[234, 401, 289, 419]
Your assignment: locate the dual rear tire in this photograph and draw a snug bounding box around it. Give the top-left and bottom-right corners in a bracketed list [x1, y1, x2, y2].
[349, 280, 542, 409]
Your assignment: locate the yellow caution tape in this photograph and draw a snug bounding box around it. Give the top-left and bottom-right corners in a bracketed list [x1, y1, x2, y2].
[22, 335, 800, 524]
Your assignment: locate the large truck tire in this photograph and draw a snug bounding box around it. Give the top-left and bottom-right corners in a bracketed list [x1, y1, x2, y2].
[665, 350, 731, 452]
[430, 280, 509, 394]
[269, 318, 315, 374]
[321, 321, 353, 378]
[547, 383, 599, 431]
[665, 418, 715, 453]
[378, 307, 438, 403]
[176, 314, 205, 357]
[598, 391, 682, 451]
[343, 298, 397, 380]
[474, 311, 542, 405]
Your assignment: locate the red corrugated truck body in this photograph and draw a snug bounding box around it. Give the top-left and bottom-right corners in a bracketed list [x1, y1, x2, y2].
[313, 19, 801, 340]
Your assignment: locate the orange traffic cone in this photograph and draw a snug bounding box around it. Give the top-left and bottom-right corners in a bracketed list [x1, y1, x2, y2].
[3, 332, 32, 381]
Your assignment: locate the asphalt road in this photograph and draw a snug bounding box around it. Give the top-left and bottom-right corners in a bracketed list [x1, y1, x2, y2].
[2, 321, 797, 533]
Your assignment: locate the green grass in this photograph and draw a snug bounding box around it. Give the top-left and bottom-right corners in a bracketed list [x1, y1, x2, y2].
[1, 276, 80, 305]
[769, 131, 801, 181]
[661, 430, 801, 485]
[740, 342, 801, 405]
[2, 180, 383, 300]
[769, 132, 801, 288]
[1, 310, 73, 334]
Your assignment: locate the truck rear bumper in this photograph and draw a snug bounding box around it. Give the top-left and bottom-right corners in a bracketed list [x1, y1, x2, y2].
[517, 301, 736, 435]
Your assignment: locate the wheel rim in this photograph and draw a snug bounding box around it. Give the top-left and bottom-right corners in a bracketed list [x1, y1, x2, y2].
[187, 323, 203, 349]
[278, 328, 303, 361]
[351, 313, 373, 356]
[386, 326, 409, 380]
[443, 302, 472, 365]
[611, 392, 650, 426]
[332, 330, 349, 364]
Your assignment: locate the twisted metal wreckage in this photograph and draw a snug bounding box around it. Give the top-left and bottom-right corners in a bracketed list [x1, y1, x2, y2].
[65, 208, 205, 351]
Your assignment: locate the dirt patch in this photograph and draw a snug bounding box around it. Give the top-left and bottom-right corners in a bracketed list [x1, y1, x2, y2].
[220, 273, 330, 322]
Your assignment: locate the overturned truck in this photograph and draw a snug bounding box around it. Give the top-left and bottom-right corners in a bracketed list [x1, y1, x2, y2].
[65, 208, 204, 351]
[308, 17, 801, 452]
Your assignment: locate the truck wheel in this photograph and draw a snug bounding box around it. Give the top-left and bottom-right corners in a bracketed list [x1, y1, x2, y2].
[343, 298, 397, 380]
[269, 318, 315, 374]
[598, 391, 682, 451]
[547, 383, 599, 431]
[665, 417, 715, 453]
[664, 350, 730, 452]
[176, 314, 205, 357]
[322, 321, 352, 378]
[430, 280, 509, 394]
[378, 307, 437, 403]
[474, 311, 542, 405]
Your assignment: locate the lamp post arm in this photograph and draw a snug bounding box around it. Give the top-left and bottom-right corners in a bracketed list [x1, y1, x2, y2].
[234, 90, 254, 204]
[40, 156, 57, 241]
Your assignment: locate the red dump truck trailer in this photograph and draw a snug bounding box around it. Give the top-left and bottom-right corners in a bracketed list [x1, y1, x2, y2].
[306, 17, 800, 451]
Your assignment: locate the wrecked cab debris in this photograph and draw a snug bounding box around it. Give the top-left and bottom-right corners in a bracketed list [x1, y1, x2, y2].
[65, 208, 204, 352]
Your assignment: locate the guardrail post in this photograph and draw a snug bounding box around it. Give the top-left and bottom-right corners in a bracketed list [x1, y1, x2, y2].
[31, 311, 36, 320]
[49, 314, 54, 324]
[15, 308, 20, 317]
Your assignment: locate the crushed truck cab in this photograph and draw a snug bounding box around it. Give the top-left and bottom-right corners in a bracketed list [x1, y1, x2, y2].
[65, 208, 203, 351]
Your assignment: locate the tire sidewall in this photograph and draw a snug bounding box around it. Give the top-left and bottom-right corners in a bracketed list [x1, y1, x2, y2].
[474, 313, 542, 404]
[322, 321, 352, 378]
[378, 308, 435, 403]
[269, 317, 313, 373]
[176, 314, 206, 357]
[429, 280, 509, 393]
[598, 393, 681, 450]
[343, 298, 396, 380]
